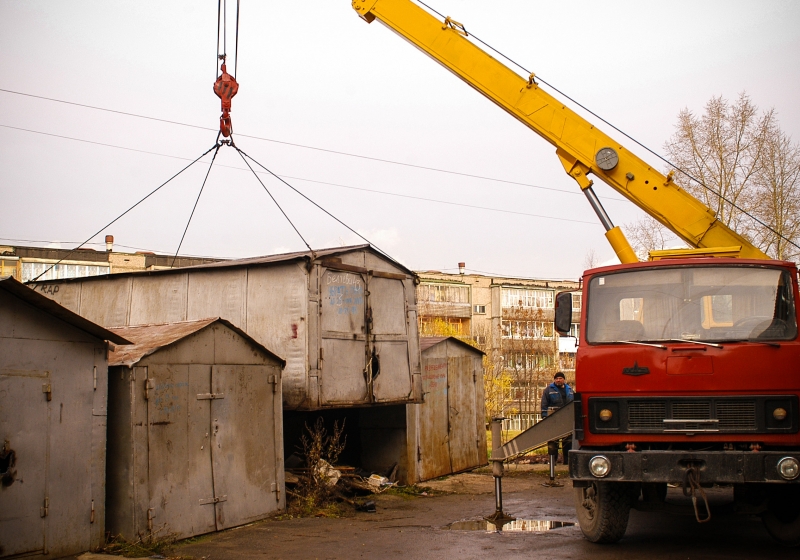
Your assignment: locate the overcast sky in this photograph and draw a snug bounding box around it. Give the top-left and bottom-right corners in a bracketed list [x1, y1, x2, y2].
[2, 0, 798, 280]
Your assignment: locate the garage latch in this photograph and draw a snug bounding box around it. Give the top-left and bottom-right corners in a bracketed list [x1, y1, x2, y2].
[197, 393, 225, 400]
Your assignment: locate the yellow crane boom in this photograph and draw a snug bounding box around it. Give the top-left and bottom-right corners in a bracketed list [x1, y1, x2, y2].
[352, 0, 768, 262]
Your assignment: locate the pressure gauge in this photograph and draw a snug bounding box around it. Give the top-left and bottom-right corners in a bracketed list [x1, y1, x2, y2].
[596, 147, 619, 171]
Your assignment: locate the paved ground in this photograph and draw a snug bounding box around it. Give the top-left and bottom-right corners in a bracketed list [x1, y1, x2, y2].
[159, 464, 796, 560]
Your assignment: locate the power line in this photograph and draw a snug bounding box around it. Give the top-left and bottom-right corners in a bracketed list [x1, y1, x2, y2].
[236, 144, 390, 257]
[171, 144, 222, 266]
[1, 123, 601, 226]
[234, 144, 315, 253]
[0, 87, 624, 201]
[29, 143, 220, 282]
[415, 1, 798, 251]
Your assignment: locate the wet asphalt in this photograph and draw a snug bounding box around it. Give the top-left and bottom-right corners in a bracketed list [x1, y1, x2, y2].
[171, 468, 795, 560]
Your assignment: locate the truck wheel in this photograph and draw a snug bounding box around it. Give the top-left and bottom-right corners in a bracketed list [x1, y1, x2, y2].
[574, 481, 632, 543]
[762, 486, 800, 547]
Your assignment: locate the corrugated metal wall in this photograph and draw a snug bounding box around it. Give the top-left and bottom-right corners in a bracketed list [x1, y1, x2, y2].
[0, 291, 108, 558]
[411, 338, 488, 482]
[106, 323, 284, 541]
[31, 247, 422, 411]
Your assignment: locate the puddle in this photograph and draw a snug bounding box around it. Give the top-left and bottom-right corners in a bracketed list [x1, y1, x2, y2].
[446, 519, 575, 532]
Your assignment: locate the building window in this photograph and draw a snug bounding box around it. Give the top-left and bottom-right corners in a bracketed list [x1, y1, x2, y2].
[418, 283, 470, 303]
[21, 261, 110, 283]
[502, 288, 554, 309]
[572, 292, 582, 311]
[473, 304, 486, 314]
[501, 320, 555, 339]
[419, 317, 468, 336]
[569, 323, 580, 339]
[504, 353, 554, 370]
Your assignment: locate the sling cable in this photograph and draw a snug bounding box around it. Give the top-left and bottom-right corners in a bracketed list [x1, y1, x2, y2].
[30, 1, 385, 284]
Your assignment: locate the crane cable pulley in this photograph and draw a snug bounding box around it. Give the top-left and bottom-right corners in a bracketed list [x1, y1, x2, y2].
[213, 55, 238, 138]
[214, 0, 240, 138]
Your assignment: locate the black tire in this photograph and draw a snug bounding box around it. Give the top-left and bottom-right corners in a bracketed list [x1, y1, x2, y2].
[574, 481, 633, 543]
[762, 486, 800, 547]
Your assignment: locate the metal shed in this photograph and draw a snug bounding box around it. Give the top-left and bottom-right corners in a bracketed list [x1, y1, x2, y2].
[408, 337, 488, 482]
[30, 245, 422, 411]
[105, 318, 285, 542]
[0, 276, 129, 559]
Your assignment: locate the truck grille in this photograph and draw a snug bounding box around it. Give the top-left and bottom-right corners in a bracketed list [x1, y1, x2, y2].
[589, 396, 798, 435]
[717, 401, 756, 430]
[628, 402, 665, 429]
[627, 398, 755, 432]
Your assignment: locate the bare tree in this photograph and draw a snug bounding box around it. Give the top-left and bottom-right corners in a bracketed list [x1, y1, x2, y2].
[583, 248, 599, 270]
[624, 216, 676, 261]
[628, 92, 800, 261]
[664, 93, 773, 237]
[502, 305, 558, 429]
[751, 125, 800, 261]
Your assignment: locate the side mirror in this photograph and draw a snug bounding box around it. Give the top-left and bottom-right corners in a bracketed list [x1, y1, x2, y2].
[555, 291, 573, 335]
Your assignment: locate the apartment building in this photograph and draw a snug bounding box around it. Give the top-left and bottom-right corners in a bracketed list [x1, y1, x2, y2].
[416, 264, 581, 430]
[0, 236, 221, 282]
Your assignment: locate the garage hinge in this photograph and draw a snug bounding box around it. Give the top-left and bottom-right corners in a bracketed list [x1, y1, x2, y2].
[473, 371, 477, 383]
[199, 495, 228, 505]
[271, 482, 281, 500]
[40, 496, 49, 518]
[196, 393, 225, 400]
[93, 366, 97, 391]
[144, 378, 155, 400]
[417, 446, 422, 461]
[42, 384, 52, 401]
[147, 508, 154, 532]
[268, 375, 278, 393]
[90, 500, 95, 523]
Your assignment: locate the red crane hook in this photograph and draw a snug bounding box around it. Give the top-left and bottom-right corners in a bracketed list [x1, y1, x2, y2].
[213, 57, 239, 138]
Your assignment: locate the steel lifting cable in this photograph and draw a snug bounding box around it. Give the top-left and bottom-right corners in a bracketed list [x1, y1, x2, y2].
[171, 143, 223, 267]
[232, 142, 392, 260]
[216, 0, 240, 79]
[28, 143, 220, 283]
[235, 0, 241, 78]
[415, 1, 799, 251]
[231, 139, 313, 254]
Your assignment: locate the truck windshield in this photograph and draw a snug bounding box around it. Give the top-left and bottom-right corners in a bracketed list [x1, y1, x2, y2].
[586, 266, 797, 343]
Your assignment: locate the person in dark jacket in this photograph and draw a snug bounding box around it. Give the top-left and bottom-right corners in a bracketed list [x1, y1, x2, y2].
[541, 372, 574, 465]
[541, 371, 574, 417]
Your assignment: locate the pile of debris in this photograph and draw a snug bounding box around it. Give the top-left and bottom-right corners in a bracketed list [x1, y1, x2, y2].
[284, 455, 399, 514]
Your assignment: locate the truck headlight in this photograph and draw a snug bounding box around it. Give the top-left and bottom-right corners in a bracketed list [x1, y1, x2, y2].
[773, 407, 788, 421]
[589, 455, 611, 478]
[599, 409, 613, 422]
[777, 457, 799, 480]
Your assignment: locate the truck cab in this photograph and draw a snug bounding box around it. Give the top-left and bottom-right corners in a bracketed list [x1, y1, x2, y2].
[557, 258, 800, 543]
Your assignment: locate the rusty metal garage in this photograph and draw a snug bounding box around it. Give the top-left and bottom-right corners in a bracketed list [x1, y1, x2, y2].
[410, 337, 488, 481]
[29, 245, 422, 411]
[105, 318, 285, 542]
[0, 276, 129, 559]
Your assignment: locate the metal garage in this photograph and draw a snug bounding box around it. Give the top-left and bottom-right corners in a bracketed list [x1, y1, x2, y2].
[0, 276, 129, 559]
[409, 337, 488, 481]
[105, 318, 285, 541]
[30, 245, 422, 411]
